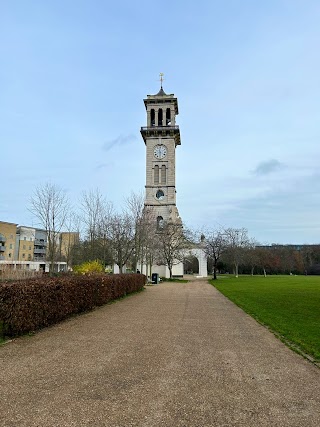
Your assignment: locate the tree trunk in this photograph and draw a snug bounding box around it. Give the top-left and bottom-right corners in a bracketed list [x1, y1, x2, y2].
[235, 263, 239, 278]
[132, 257, 137, 273]
[251, 266, 254, 276]
[213, 265, 217, 280]
[49, 238, 56, 276]
[140, 248, 144, 274]
[263, 268, 267, 277]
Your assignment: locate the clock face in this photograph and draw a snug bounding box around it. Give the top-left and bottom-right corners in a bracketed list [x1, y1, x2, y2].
[156, 190, 165, 200]
[154, 145, 167, 159]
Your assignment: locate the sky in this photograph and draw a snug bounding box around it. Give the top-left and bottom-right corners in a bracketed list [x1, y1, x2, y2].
[1, 0, 320, 244]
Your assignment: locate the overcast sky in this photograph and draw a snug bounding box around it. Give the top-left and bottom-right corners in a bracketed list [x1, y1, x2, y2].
[1, 1, 320, 244]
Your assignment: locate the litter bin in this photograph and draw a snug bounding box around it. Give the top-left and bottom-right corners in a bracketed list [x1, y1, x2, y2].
[151, 273, 159, 284]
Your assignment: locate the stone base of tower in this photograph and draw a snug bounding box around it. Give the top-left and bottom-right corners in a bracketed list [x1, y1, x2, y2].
[150, 262, 184, 279]
[144, 204, 182, 225]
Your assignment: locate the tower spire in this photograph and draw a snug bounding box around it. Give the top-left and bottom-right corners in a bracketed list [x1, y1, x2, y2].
[159, 72, 164, 88]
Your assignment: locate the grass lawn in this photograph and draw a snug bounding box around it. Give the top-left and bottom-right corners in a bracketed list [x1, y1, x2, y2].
[210, 275, 320, 362]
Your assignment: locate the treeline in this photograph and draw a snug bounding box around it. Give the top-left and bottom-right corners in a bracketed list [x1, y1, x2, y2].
[236, 244, 320, 276]
[203, 228, 320, 278]
[30, 183, 320, 277]
[31, 185, 188, 278]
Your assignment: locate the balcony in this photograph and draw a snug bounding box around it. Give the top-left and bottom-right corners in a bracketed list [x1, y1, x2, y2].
[35, 239, 47, 246]
[141, 125, 179, 131]
[34, 248, 47, 254]
[0, 234, 6, 243]
[34, 255, 46, 262]
[0, 245, 5, 252]
[140, 125, 181, 145]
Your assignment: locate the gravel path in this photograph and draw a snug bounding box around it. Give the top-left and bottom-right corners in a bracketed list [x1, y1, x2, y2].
[1, 279, 320, 426]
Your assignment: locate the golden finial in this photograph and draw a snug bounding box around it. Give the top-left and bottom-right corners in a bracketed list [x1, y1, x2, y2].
[159, 72, 164, 87]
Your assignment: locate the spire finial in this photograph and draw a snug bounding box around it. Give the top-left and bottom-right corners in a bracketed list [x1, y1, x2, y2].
[159, 72, 164, 88]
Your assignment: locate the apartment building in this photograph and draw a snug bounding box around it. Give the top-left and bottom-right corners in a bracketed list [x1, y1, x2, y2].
[0, 220, 78, 271]
[15, 226, 35, 261]
[0, 221, 18, 261]
[59, 232, 79, 260]
[34, 229, 47, 261]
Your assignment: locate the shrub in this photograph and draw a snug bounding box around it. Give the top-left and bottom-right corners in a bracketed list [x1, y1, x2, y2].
[73, 260, 104, 274]
[0, 273, 146, 338]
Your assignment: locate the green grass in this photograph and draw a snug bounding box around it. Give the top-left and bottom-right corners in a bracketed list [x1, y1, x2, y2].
[210, 275, 320, 362]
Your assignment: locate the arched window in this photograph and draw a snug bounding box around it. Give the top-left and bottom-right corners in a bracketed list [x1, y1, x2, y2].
[154, 165, 159, 184]
[151, 109, 155, 126]
[158, 109, 163, 126]
[156, 189, 164, 200]
[157, 216, 164, 229]
[166, 108, 171, 125]
[161, 165, 166, 184]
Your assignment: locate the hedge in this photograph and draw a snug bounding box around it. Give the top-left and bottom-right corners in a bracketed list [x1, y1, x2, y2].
[0, 273, 146, 338]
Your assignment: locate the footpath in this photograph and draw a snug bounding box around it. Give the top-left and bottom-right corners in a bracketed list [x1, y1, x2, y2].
[1, 279, 320, 427]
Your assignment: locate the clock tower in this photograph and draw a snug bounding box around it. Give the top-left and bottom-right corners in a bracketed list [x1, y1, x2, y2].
[140, 82, 182, 227]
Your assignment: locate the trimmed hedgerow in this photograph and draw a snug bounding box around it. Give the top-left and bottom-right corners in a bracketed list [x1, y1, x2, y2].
[0, 273, 145, 338]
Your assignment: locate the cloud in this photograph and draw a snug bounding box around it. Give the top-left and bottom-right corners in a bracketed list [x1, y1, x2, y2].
[253, 159, 284, 176]
[102, 134, 136, 151]
[94, 163, 112, 171]
[207, 171, 320, 244]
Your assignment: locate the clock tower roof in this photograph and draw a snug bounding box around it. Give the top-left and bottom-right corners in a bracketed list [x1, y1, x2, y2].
[143, 86, 179, 114]
[155, 86, 167, 96]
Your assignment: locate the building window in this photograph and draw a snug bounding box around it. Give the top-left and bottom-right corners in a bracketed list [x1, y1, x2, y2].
[29, 246, 31, 250]
[24, 237, 26, 241]
[8, 253, 11, 258]
[23, 245, 26, 250]
[9, 244, 12, 249]
[166, 108, 171, 125]
[156, 190, 164, 200]
[154, 165, 159, 184]
[157, 216, 164, 230]
[158, 108, 163, 126]
[28, 254, 31, 260]
[22, 253, 25, 258]
[161, 165, 166, 184]
[151, 109, 155, 126]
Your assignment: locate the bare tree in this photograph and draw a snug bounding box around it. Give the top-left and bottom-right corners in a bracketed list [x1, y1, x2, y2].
[30, 183, 69, 273]
[141, 207, 157, 277]
[255, 246, 270, 277]
[58, 212, 81, 268]
[80, 189, 113, 262]
[156, 221, 189, 279]
[126, 191, 160, 276]
[108, 212, 135, 273]
[223, 228, 250, 277]
[126, 191, 146, 272]
[203, 229, 227, 280]
[242, 239, 259, 276]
